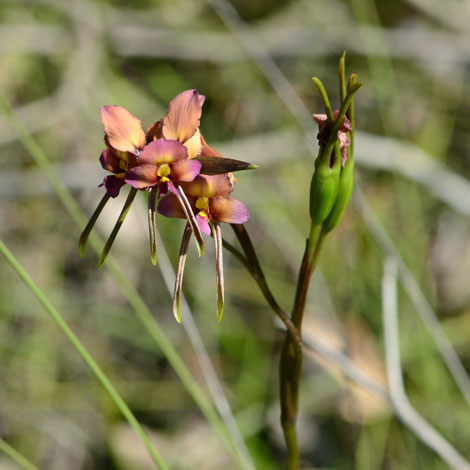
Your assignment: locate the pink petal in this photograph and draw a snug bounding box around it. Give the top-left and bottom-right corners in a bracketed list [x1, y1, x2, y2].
[162, 90, 205, 143]
[196, 214, 211, 236]
[125, 164, 158, 189]
[209, 197, 249, 224]
[313, 113, 327, 125]
[184, 128, 202, 159]
[138, 139, 188, 165]
[101, 106, 146, 154]
[103, 175, 125, 198]
[100, 148, 120, 173]
[169, 159, 202, 183]
[332, 110, 352, 132]
[157, 193, 187, 219]
[338, 132, 351, 167]
[180, 174, 232, 198]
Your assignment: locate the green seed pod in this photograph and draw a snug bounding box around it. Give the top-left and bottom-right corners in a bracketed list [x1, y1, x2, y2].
[309, 143, 341, 225]
[322, 155, 354, 233]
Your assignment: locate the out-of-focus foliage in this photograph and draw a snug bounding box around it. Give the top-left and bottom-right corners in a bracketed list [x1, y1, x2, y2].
[0, 0, 469, 468]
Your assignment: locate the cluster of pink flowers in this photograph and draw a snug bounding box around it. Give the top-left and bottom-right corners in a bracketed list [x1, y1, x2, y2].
[80, 90, 253, 322]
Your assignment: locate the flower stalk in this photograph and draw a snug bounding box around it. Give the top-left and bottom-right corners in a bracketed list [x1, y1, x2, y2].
[278, 54, 362, 469]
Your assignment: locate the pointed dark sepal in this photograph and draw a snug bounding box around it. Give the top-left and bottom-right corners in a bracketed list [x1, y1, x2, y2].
[79, 192, 111, 258]
[148, 187, 158, 265]
[211, 222, 224, 322]
[196, 156, 258, 176]
[173, 223, 192, 323]
[174, 184, 205, 258]
[97, 187, 137, 269]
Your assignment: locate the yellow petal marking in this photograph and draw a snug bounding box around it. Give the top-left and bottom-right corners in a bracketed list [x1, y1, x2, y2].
[157, 164, 171, 178]
[195, 196, 209, 211]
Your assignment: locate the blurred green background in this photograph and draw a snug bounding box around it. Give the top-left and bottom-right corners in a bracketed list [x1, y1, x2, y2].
[1, 0, 469, 468]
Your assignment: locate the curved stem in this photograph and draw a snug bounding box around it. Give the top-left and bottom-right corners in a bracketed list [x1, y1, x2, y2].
[229, 225, 302, 349]
[222, 234, 301, 347]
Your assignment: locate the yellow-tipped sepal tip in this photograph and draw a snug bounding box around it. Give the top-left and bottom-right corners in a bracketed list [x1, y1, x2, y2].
[97, 256, 105, 270]
[173, 304, 182, 324]
[246, 164, 259, 170]
[197, 241, 205, 258]
[217, 302, 224, 323]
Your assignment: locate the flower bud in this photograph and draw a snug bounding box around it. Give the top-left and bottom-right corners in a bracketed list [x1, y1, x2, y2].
[322, 154, 354, 233]
[309, 143, 341, 225]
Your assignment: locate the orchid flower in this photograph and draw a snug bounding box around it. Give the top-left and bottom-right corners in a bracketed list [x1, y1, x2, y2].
[157, 174, 249, 322]
[79, 90, 254, 266]
[79, 101, 202, 265]
[79, 105, 152, 264]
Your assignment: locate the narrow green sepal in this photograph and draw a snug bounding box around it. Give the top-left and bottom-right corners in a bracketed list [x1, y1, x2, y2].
[346, 74, 357, 153]
[98, 187, 137, 269]
[338, 51, 347, 104]
[312, 77, 334, 123]
[78, 193, 110, 258]
[317, 80, 364, 167]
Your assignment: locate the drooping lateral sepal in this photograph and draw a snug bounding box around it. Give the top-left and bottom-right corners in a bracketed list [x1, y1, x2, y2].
[148, 187, 158, 265]
[173, 223, 192, 323]
[196, 156, 258, 175]
[211, 222, 224, 322]
[79, 192, 111, 258]
[98, 187, 138, 268]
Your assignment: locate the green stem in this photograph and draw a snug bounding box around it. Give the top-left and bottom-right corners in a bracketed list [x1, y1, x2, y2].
[279, 224, 327, 470]
[0, 96, 248, 469]
[0, 239, 167, 470]
[229, 224, 302, 349]
[0, 438, 39, 470]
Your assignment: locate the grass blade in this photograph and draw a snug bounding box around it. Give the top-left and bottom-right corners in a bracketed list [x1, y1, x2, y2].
[0, 438, 39, 470]
[0, 238, 167, 470]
